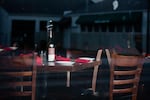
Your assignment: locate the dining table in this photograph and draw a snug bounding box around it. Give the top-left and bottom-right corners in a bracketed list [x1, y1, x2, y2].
[2, 48, 100, 96]
[0, 49, 101, 98]
[35, 52, 101, 98]
[37, 58, 101, 87]
[1, 48, 149, 99]
[0, 49, 101, 86]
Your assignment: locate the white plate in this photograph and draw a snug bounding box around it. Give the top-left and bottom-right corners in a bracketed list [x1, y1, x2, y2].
[0, 49, 3, 52]
[9, 47, 18, 50]
[78, 57, 95, 61]
[55, 61, 75, 66]
[145, 56, 150, 59]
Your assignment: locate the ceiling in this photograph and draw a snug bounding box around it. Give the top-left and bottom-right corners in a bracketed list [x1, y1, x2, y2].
[0, 0, 87, 16]
[0, 0, 148, 16]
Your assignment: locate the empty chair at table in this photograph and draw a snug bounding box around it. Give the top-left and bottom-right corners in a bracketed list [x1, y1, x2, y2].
[109, 53, 144, 100]
[0, 53, 37, 100]
[78, 49, 102, 96]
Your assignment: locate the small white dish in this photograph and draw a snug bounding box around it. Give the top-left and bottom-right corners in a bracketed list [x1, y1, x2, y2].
[78, 57, 95, 61]
[55, 61, 75, 66]
[145, 56, 150, 59]
[0, 49, 3, 52]
[9, 47, 18, 50]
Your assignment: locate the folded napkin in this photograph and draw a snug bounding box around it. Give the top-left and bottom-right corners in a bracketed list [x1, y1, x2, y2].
[36, 56, 42, 65]
[75, 58, 90, 63]
[4, 47, 13, 51]
[55, 55, 71, 61]
[145, 54, 150, 57]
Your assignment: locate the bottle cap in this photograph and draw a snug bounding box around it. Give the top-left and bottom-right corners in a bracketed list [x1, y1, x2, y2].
[41, 50, 43, 54]
[49, 44, 54, 48]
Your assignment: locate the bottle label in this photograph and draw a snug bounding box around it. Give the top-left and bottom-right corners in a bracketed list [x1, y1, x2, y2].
[48, 48, 55, 54]
[48, 48, 55, 61]
[48, 54, 55, 61]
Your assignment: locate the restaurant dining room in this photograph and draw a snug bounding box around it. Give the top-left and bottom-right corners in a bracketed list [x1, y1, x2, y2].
[0, 0, 150, 100]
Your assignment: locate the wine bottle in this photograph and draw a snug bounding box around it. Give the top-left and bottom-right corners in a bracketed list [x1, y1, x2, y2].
[47, 20, 55, 62]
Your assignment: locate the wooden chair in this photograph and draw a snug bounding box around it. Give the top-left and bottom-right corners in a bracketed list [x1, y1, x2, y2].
[91, 49, 103, 94]
[80, 49, 103, 96]
[0, 53, 37, 100]
[105, 49, 111, 66]
[109, 52, 144, 100]
[66, 49, 102, 89]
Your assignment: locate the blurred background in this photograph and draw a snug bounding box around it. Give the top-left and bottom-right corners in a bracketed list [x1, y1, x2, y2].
[0, 1, 150, 100]
[0, 0, 149, 53]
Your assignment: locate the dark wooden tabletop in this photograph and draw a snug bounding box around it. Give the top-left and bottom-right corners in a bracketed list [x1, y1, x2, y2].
[37, 61, 101, 73]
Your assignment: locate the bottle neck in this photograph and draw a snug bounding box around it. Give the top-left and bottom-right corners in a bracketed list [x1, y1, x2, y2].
[49, 28, 53, 38]
[48, 37, 54, 46]
[34, 43, 38, 52]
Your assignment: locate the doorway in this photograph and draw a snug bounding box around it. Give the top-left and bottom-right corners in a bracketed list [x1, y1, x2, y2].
[11, 20, 35, 50]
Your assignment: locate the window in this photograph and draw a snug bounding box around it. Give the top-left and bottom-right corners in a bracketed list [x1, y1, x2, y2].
[81, 24, 86, 32]
[87, 24, 92, 32]
[101, 23, 107, 32]
[40, 21, 47, 32]
[134, 22, 141, 32]
[94, 24, 99, 32]
[116, 23, 123, 32]
[109, 23, 115, 32]
[125, 23, 132, 32]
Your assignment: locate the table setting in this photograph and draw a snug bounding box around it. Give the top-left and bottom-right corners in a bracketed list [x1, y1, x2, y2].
[16, 52, 96, 67]
[143, 53, 150, 63]
[55, 55, 95, 66]
[0, 48, 3, 52]
[1, 50, 101, 94]
[0, 46, 19, 56]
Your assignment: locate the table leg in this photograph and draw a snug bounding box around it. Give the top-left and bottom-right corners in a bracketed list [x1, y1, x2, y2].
[41, 73, 48, 99]
[66, 71, 70, 87]
[20, 77, 23, 92]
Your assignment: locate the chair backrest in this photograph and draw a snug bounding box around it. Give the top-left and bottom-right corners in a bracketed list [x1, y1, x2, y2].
[109, 53, 144, 100]
[0, 53, 37, 100]
[105, 49, 111, 65]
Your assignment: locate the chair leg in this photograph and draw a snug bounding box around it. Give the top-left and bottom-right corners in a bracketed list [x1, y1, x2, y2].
[109, 93, 113, 100]
[66, 71, 71, 87]
[92, 65, 99, 93]
[138, 83, 144, 100]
